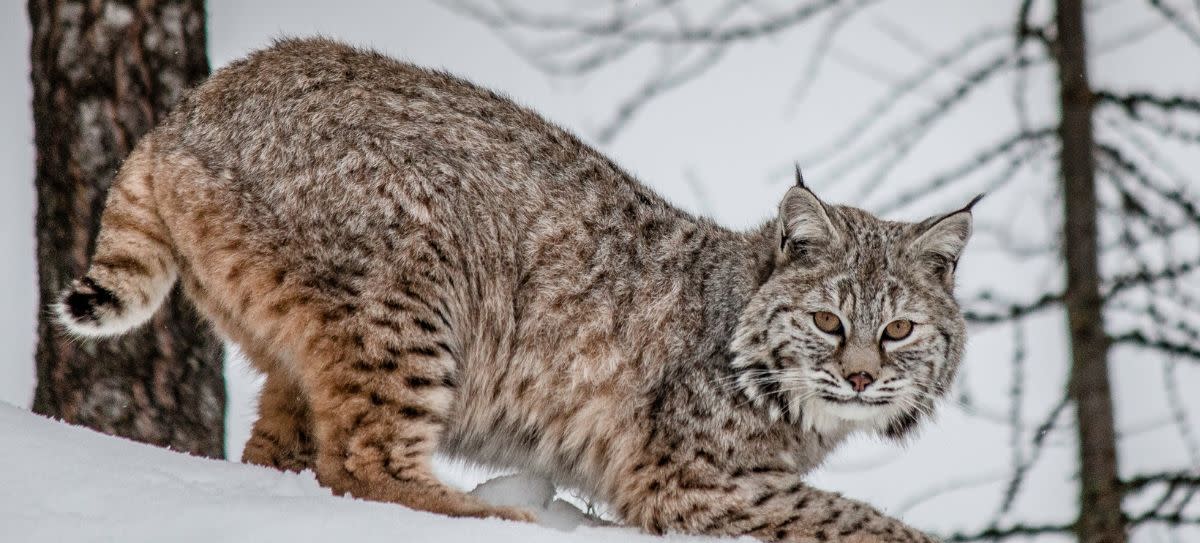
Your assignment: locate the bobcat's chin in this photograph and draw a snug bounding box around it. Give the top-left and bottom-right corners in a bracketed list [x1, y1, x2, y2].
[822, 399, 884, 421]
[797, 394, 910, 438]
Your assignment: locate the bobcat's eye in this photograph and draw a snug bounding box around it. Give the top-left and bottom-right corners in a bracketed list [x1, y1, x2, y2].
[812, 311, 843, 335]
[883, 319, 914, 341]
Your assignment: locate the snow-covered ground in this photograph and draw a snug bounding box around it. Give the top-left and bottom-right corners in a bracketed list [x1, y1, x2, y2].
[0, 401, 741, 542]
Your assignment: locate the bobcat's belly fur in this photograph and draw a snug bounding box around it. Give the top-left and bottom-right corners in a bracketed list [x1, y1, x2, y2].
[58, 38, 976, 543]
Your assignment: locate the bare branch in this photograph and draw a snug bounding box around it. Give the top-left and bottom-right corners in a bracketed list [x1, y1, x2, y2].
[1123, 473, 1200, 494]
[1124, 471, 1200, 525]
[1096, 90, 1200, 116]
[437, 0, 682, 35]
[682, 168, 714, 216]
[786, 0, 880, 106]
[944, 509, 1200, 542]
[802, 45, 1015, 181]
[596, 44, 727, 142]
[444, 0, 846, 44]
[1111, 331, 1200, 360]
[994, 394, 1072, 518]
[1099, 113, 1196, 196]
[1012, 20, 1037, 132]
[817, 53, 1053, 204]
[1096, 142, 1200, 227]
[1094, 18, 1169, 55]
[944, 522, 1073, 542]
[1131, 512, 1200, 526]
[973, 220, 1059, 257]
[1146, 0, 1200, 48]
[964, 290, 1063, 325]
[875, 128, 1055, 214]
[1098, 90, 1200, 145]
[1105, 258, 1200, 298]
[893, 472, 1008, 517]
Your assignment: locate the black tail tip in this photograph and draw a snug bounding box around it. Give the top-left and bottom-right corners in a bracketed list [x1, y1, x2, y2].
[62, 277, 119, 324]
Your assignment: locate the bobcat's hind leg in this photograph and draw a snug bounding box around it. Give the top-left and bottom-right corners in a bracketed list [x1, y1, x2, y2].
[243, 370, 316, 473]
[298, 308, 535, 523]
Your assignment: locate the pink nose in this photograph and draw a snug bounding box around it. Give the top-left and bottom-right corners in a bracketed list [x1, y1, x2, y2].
[846, 372, 874, 392]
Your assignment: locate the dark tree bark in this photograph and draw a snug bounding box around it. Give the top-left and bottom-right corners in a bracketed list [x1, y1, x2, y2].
[1053, 1, 1124, 541]
[29, 0, 224, 458]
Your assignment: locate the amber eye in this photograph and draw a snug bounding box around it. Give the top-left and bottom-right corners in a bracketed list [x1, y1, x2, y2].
[883, 319, 914, 341]
[812, 311, 843, 335]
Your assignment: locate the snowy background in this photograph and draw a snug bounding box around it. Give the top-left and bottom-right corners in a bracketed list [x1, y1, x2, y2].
[2, 1, 1199, 541]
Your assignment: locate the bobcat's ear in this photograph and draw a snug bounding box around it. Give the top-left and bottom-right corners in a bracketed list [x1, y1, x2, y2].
[909, 195, 981, 288]
[778, 185, 839, 261]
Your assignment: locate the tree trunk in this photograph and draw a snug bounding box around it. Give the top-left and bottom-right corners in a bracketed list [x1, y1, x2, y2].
[1053, 1, 1125, 541]
[29, 0, 224, 458]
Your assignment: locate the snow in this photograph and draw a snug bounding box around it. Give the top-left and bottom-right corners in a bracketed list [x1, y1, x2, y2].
[468, 474, 612, 532]
[0, 401, 741, 542]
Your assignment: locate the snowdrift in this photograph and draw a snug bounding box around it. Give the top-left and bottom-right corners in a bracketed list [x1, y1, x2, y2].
[0, 402, 738, 542]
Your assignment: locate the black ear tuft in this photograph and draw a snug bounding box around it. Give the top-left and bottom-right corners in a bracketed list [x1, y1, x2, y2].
[962, 192, 985, 213]
[794, 163, 806, 188]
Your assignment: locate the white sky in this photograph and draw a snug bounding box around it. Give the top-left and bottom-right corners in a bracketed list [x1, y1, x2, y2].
[2, 1, 1198, 540]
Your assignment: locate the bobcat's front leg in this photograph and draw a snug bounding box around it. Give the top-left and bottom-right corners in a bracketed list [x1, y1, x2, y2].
[725, 481, 935, 543]
[617, 466, 934, 543]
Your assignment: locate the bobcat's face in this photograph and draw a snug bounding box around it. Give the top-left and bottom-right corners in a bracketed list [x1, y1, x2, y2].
[732, 183, 975, 440]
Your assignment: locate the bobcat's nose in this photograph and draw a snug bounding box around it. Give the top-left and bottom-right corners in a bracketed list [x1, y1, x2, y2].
[840, 341, 881, 393]
[845, 371, 875, 393]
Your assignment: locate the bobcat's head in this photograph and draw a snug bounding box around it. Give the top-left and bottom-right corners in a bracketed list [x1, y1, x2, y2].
[732, 171, 977, 440]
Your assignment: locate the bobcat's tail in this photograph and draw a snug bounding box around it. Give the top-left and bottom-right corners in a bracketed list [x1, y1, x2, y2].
[56, 138, 179, 337]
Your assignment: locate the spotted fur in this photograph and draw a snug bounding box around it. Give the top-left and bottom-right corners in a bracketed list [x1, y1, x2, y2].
[56, 38, 975, 542]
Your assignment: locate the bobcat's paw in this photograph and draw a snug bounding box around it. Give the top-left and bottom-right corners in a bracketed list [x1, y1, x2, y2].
[472, 504, 538, 523]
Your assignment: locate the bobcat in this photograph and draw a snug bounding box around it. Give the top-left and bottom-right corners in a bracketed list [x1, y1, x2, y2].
[58, 38, 976, 542]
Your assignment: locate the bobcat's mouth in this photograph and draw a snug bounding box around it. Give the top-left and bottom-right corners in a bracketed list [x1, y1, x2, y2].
[814, 391, 897, 423]
[820, 394, 891, 406]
